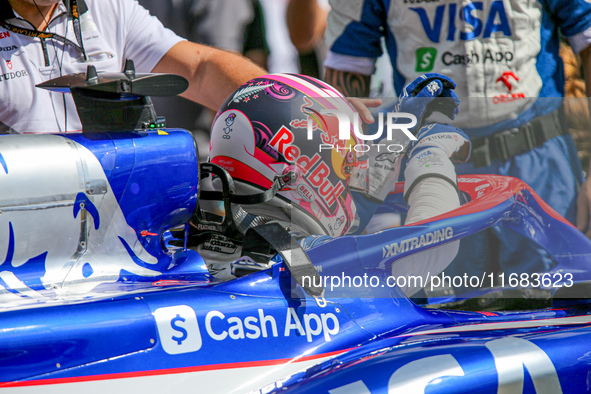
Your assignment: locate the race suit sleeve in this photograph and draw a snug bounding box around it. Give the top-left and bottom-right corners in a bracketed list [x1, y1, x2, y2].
[324, 0, 386, 74]
[569, 29, 591, 55]
[542, 0, 591, 54]
[118, 0, 185, 73]
[392, 176, 462, 298]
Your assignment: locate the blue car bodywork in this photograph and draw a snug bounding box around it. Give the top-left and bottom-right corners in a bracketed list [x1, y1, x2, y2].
[0, 129, 590, 394]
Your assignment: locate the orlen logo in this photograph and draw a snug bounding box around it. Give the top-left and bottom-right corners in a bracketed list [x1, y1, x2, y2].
[411, 0, 511, 43]
[0, 32, 9, 39]
[496, 71, 518, 92]
[494, 71, 525, 104]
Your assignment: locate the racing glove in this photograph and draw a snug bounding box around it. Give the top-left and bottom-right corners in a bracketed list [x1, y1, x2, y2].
[349, 73, 461, 203]
[395, 73, 460, 134]
[403, 123, 471, 224]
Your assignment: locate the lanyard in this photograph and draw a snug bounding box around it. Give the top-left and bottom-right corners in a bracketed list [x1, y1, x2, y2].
[0, 0, 88, 61]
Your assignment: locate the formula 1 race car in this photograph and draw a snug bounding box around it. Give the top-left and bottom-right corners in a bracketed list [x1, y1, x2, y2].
[1, 66, 591, 394]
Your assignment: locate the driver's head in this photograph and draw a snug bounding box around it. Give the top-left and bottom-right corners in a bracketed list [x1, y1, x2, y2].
[209, 74, 365, 237]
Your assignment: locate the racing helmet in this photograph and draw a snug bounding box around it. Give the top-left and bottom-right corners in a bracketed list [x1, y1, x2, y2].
[209, 74, 367, 237]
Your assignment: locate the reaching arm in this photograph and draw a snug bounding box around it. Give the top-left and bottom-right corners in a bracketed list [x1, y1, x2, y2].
[152, 41, 267, 111]
[324, 67, 371, 97]
[286, 0, 328, 52]
[324, 67, 381, 123]
[576, 44, 591, 237]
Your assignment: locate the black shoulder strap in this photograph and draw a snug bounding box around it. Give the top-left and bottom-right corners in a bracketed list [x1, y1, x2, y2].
[73, 0, 88, 16]
[242, 223, 326, 306]
[69, 0, 88, 61]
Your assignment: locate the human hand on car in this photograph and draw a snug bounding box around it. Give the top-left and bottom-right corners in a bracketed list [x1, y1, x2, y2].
[346, 97, 383, 124]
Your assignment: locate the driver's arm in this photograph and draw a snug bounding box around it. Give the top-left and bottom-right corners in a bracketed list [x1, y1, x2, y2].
[152, 41, 267, 111]
[287, 0, 329, 52]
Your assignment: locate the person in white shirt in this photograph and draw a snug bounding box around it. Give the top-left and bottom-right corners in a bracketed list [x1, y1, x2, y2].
[0, 0, 267, 134]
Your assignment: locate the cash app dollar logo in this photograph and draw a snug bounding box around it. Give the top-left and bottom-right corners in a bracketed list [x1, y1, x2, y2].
[154, 305, 202, 354]
[416, 47, 437, 72]
[171, 314, 188, 345]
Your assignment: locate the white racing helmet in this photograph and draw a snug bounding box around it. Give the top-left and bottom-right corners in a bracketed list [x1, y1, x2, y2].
[209, 74, 368, 237]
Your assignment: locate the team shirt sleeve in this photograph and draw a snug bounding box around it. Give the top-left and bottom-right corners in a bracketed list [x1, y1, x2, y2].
[569, 28, 591, 55]
[324, 0, 386, 74]
[543, 0, 591, 54]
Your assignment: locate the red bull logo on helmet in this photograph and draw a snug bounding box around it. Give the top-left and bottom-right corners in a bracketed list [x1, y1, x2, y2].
[269, 126, 345, 210]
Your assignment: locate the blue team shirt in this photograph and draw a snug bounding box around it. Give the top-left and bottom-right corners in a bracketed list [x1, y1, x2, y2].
[326, 0, 591, 136]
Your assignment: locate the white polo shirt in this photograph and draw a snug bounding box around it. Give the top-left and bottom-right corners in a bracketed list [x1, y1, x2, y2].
[0, 0, 183, 133]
